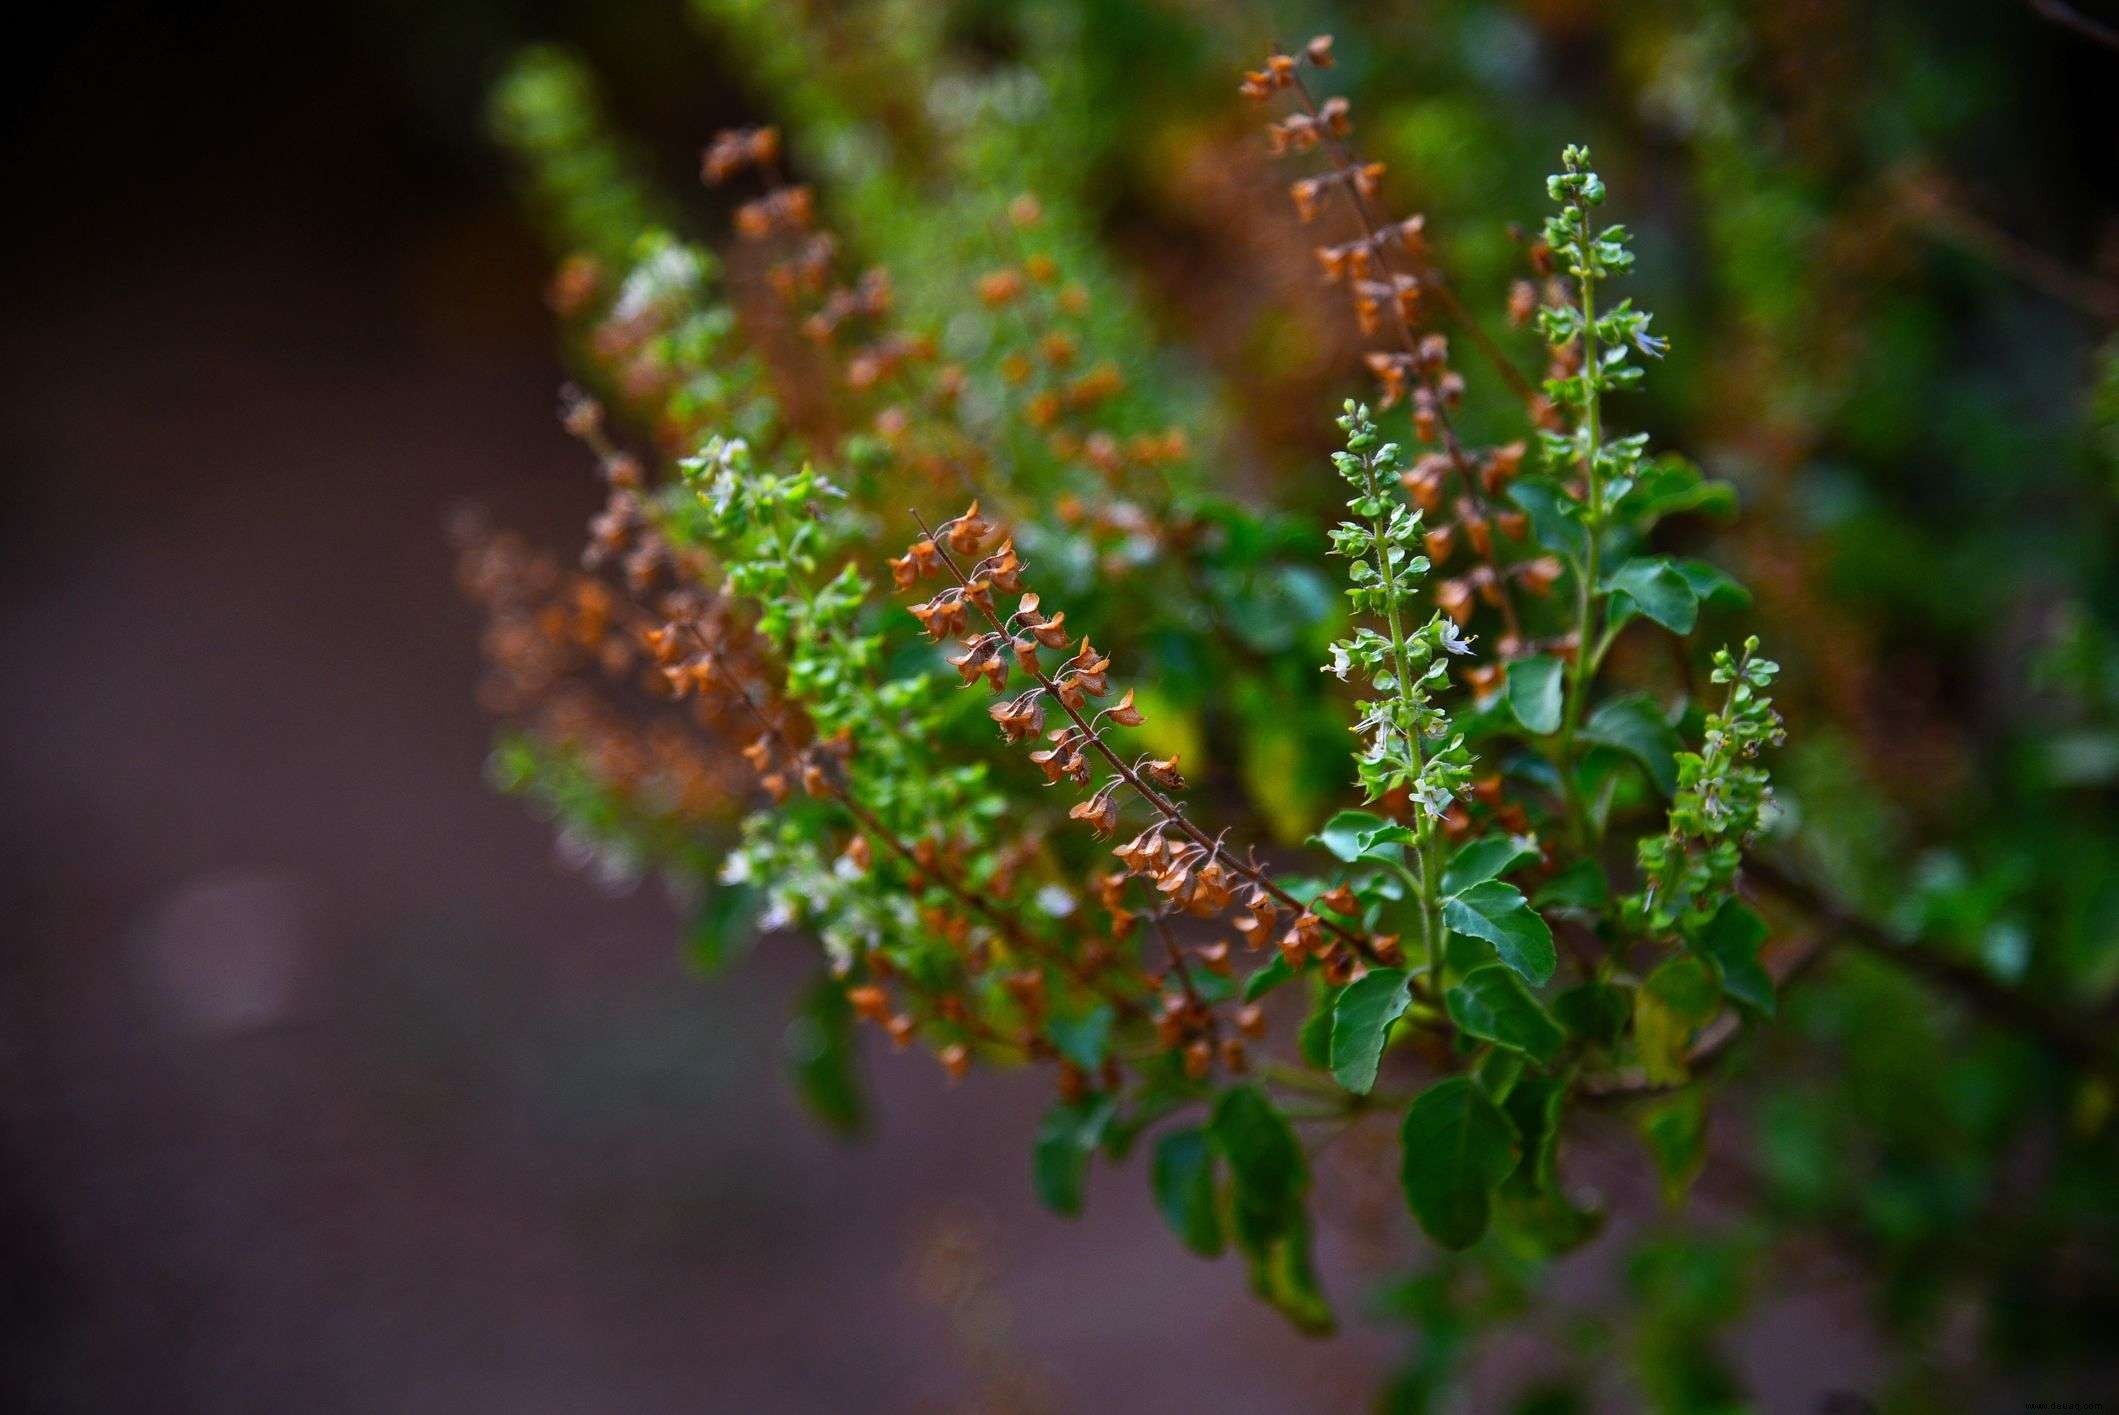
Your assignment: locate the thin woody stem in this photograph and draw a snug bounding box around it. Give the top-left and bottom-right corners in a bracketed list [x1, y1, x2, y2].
[913, 511, 1383, 964]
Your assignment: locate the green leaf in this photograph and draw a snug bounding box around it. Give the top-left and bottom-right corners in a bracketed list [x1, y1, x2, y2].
[1441, 880, 1557, 986]
[1634, 956, 1721, 1085]
[1555, 981, 1631, 1048]
[1533, 859, 1608, 912]
[1328, 967, 1412, 1093]
[1697, 899, 1775, 1016]
[1209, 1085, 1306, 1218]
[1047, 1004, 1114, 1071]
[1620, 454, 1737, 526]
[1310, 808, 1390, 863]
[785, 977, 863, 1135]
[1446, 964, 1565, 1064]
[1581, 695, 1682, 796]
[1297, 987, 1336, 1068]
[1399, 1077, 1521, 1249]
[1646, 954, 1722, 1017]
[1236, 1203, 1334, 1335]
[1503, 1073, 1569, 1194]
[1671, 557, 1751, 611]
[1510, 476, 1589, 561]
[686, 882, 758, 975]
[1507, 654, 1565, 734]
[1441, 835, 1541, 896]
[1606, 558, 1699, 634]
[1639, 1087, 1708, 1206]
[1150, 1127, 1224, 1257]
[1032, 1094, 1116, 1216]
[1241, 953, 1295, 1003]
[1474, 1047, 1525, 1102]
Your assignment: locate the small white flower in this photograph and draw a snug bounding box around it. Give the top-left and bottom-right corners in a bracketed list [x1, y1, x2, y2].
[1438, 621, 1477, 657]
[1412, 780, 1455, 820]
[718, 850, 754, 885]
[1324, 642, 1354, 680]
[1036, 884, 1077, 917]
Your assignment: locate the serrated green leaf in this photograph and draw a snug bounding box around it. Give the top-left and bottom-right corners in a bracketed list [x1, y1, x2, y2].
[1507, 654, 1565, 735]
[1697, 899, 1775, 1016]
[1047, 1004, 1114, 1071]
[1032, 1094, 1116, 1216]
[1581, 695, 1682, 796]
[1446, 964, 1565, 1064]
[1150, 1127, 1224, 1257]
[1606, 557, 1699, 634]
[1441, 880, 1557, 985]
[1399, 1077, 1521, 1249]
[1328, 967, 1411, 1094]
[1441, 835, 1541, 895]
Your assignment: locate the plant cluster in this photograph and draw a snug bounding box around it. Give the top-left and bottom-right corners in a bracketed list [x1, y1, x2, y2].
[468, 10, 2119, 1404]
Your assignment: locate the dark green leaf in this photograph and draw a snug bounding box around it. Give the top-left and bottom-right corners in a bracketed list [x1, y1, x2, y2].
[1555, 981, 1631, 1048]
[1507, 654, 1565, 735]
[1474, 1047, 1524, 1101]
[1533, 859, 1609, 911]
[1639, 1087, 1707, 1206]
[1032, 1094, 1116, 1216]
[785, 977, 863, 1135]
[686, 882, 757, 975]
[1047, 1004, 1114, 1071]
[1635, 956, 1720, 1085]
[1441, 880, 1557, 985]
[1581, 695, 1682, 796]
[1503, 1073, 1569, 1194]
[1510, 476, 1589, 561]
[1399, 1076, 1521, 1249]
[1328, 967, 1411, 1093]
[1606, 557, 1699, 634]
[1446, 964, 1565, 1064]
[1241, 953, 1295, 1003]
[1697, 899, 1775, 1016]
[1209, 1085, 1306, 1218]
[1150, 1127, 1224, 1257]
[1671, 557, 1751, 611]
[1235, 1203, 1334, 1335]
[1297, 985, 1335, 1068]
[1620, 455, 1738, 525]
[1442, 835, 1541, 895]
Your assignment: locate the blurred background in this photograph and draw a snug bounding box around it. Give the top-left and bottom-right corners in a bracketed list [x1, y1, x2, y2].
[3, 0, 2115, 1410]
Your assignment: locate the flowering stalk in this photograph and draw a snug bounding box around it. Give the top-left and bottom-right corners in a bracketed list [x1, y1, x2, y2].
[1324, 401, 1476, 976]
[1536, 146, 1666, 843]
[1634, 637, 1784, 935]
